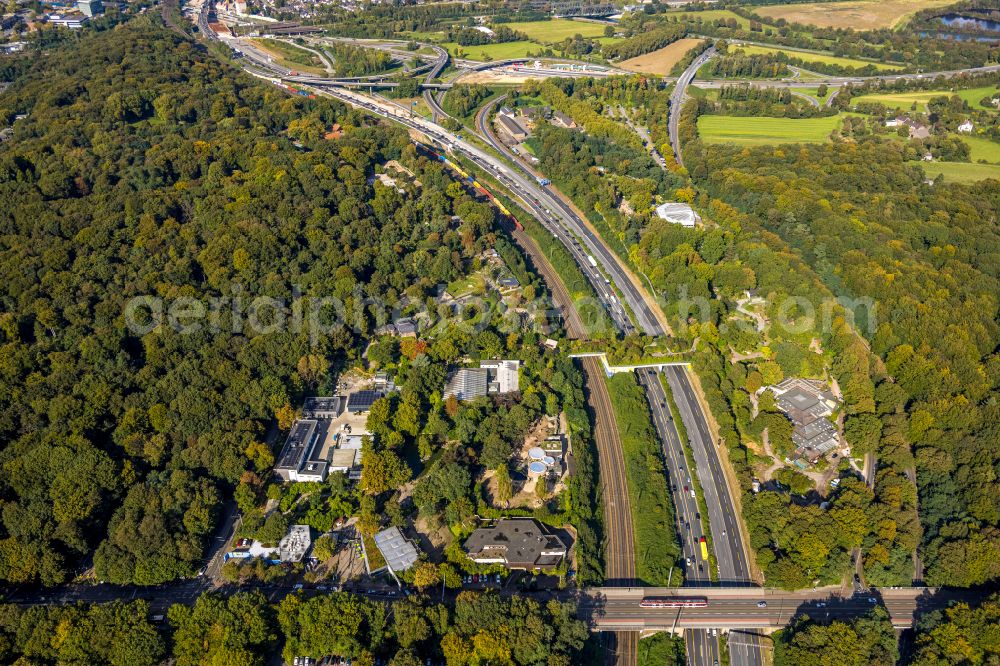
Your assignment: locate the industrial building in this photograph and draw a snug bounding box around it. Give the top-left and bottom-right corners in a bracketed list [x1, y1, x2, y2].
[443, 368, 489, 401]
[77, 0, 102, 16]
[496, 114, 529, 142]
[346, 390, 379, 414]
[274, 393, 374, 482]
[303, 396, 344, 419]
[481, 359, 520, 394]
[464, 518, 567, 570]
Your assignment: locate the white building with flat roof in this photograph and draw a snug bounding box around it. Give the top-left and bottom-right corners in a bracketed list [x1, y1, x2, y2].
[655, 202, 699, 228]
[480, 359, 520, 394]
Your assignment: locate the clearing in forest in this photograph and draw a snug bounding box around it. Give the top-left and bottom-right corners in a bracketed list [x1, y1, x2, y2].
[618, 38, 706, 75]
[697, 114, 844, 146]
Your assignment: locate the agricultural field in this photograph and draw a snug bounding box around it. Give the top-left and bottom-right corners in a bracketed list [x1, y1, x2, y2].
[697, 114, 844, 146]
[501, 18, 609, 43]
[853, 85, 1000, 111]
[667, 8, 752, 29]
[735, 44, 903, 72]
[920, 161, 1000, 183]
[250, 38, 327, 75]
[962, 135, 1000, 163]
[618, 38, 706, 75]
[754, 0, 957, 30]
[441, 40, 541, 61]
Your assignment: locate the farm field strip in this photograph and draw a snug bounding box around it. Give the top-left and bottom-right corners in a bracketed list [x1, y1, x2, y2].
[920, 161, 1000, 183]
[853, 85, 1000, 111]
[754, 0, 957, 30]
[735, 44, 903, 71]
[502, 18, 609, 42]
[697, 114, 844, 145]
[618, 38, 707, 75]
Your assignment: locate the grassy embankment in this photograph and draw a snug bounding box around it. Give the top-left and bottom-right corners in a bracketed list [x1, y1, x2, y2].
[853, 85, 1000, 111]
[251, 38, 327, 75]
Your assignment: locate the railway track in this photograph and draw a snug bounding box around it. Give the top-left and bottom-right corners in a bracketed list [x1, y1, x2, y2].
[581, 355, 638, 666]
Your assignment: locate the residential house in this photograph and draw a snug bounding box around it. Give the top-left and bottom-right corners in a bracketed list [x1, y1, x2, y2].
[550, 110, 577, 129]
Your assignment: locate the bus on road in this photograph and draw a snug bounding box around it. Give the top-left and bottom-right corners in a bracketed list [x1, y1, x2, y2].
[699, 536, 709, 561]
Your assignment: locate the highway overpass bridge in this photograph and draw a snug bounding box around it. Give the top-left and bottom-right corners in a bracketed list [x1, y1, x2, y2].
[579, 586, 983, 631]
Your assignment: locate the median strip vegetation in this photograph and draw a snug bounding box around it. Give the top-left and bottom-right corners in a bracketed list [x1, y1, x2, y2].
[605, 373, 683, 585]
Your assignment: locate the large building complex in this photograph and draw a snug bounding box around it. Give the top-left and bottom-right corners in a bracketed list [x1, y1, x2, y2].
[464, 518, 567, 570]
[767, 378, 840, 462]
[443, 360, 520, 401]
[274, 391, 382, 482]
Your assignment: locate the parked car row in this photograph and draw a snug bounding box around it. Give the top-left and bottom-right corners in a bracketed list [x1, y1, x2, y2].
[463, 573, 502, 586]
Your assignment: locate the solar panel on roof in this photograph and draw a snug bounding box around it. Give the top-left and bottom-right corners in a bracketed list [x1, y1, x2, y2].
[347, 390, 378, 412]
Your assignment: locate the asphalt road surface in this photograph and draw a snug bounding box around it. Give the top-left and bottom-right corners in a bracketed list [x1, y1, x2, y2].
[668, 47, 715, 167]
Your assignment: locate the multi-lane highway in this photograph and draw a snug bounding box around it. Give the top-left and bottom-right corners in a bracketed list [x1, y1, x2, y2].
[636, 369, 720, 666]
[470, 95, 730, 666]
[668, 46, 714, 167]
[475, 95, 664, 335]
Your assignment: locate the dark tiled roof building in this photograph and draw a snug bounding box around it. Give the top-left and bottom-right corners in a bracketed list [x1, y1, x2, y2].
[464, 518, 567, 570]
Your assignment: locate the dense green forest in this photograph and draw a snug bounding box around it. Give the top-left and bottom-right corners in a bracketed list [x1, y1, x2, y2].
[706, 48, 790, 79]
[605, 373, 682, 586]
[0, 18, 512, 586]
[909, 592, 1000, 664]
[774, 607, 898, 666]
[0, 590, 590, 665]
[526, 79, 926, 589]
[685, 115, 1000, 588]
[328, 42, 394, 77]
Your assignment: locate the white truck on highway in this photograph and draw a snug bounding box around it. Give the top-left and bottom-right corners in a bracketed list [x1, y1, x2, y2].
[587, 254, 597, 268]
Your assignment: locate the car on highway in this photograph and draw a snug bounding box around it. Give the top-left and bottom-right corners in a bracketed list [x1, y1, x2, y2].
[683, 485, 689, 493]
[757, 601, 767, 608]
